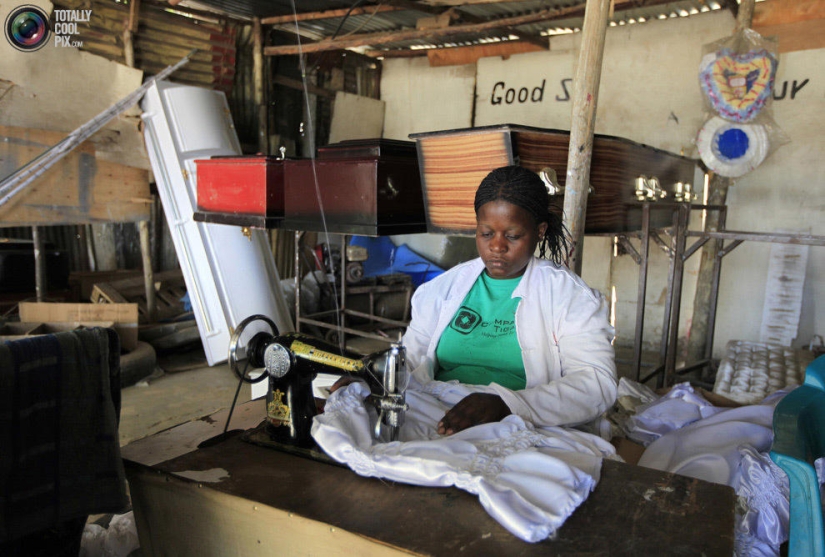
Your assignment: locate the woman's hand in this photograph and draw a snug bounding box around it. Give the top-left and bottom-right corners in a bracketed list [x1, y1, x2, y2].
[328, 375, 365, 393]
[437, 393, 511, 435]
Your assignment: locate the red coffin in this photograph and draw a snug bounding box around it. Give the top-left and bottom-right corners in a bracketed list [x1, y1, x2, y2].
[195, 156, 284, 218]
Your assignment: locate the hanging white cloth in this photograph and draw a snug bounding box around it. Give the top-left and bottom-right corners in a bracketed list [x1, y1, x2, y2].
[311, 381, 618, 543]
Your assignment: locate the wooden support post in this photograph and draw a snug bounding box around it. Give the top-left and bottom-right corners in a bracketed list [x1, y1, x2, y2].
[123, 0, 140, 68]
[253, 18, 268, 155]
[562, 0, 610, 275]
[685, 174, 730, 369]
[32, 226, 46, 302]
[123, 0, 156, 323]
[139, 219, 157, 323]
[685, 0, 756, 371]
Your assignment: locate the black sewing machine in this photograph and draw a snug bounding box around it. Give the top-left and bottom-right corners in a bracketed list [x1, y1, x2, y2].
[228, 315, 408, 449]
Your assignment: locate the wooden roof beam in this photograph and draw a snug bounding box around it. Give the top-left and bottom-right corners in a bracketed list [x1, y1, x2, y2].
[260, 4, 404, 25]
[264, 3, 585, 56]
[363, 0, 693, 59]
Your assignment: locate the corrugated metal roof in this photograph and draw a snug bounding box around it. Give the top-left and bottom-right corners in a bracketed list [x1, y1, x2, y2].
[182, 0, 733, 54]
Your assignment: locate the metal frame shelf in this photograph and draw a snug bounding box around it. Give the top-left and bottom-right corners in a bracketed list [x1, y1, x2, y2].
[621, 202, 825, 388]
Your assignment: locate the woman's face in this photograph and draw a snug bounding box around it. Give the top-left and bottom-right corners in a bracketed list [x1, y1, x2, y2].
[476, 200, 547, 279]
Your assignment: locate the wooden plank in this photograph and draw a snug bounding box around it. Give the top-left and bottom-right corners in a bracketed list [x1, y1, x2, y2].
[0, 126, 150, 226]
[261, 5, 403, 25]
[127, 0, 141, 34]
[427, 41, 545, 67]
[127, 435, 735, 556]
[91, 283, 130, 304]
[69, 270, 144, 300]
[138, 218, 156, 322]
[264, 4, 586, 56]
[754, 19, 825, 53]
[753, 0, 825, 26]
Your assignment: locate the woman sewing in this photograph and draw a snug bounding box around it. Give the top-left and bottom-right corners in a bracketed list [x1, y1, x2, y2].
[401, 165, 618, 435]
[333, 165, 617, 435]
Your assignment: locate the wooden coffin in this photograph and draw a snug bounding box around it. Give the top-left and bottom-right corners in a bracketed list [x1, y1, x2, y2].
[410, 124, 698, 235]
[195, 156, 285, 218]
[282, 139, 428, 236]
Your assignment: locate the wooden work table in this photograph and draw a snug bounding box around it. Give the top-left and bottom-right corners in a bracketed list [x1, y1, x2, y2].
[124, 410, 736, 557]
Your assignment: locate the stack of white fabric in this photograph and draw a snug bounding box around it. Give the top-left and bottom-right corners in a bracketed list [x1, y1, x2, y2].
[312, 380, 618, 543]
[618, 379, 811, 557]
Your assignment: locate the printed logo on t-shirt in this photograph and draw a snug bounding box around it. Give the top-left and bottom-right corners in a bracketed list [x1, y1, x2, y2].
[450, 306, 481, 334]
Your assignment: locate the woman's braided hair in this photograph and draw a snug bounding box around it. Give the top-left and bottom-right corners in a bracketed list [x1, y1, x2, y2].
[474, 165, 569, 265]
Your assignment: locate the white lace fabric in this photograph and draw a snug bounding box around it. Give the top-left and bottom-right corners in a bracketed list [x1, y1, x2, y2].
[312, 381, 616, 543]
[621, 379, 825, 557]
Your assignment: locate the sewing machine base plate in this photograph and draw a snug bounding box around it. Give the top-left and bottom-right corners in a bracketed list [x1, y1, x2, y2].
[240, 421, 344, 467]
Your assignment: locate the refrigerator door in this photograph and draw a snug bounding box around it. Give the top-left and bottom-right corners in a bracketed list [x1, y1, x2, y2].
[141, 80, 293, 366]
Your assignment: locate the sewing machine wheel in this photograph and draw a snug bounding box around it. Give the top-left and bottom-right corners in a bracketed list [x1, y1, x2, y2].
[229, 314, 279, 383]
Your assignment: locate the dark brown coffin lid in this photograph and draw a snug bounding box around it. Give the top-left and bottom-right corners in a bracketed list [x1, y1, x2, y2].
[317, 138, 418, 160]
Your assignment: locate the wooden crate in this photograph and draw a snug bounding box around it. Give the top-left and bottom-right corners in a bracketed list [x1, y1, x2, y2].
[90, 270, 187, 323]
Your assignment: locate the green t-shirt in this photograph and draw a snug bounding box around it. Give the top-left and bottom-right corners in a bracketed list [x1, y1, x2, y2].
[434, 272, 526, 390]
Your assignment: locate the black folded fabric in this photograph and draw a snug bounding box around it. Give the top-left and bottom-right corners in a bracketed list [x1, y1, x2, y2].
[0, 327, 128, 543]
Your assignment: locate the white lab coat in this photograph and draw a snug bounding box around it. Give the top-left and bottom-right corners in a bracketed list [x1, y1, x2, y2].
[402, 256, 618, 428]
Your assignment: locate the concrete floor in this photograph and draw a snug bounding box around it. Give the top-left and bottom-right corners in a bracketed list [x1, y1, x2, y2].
[119, 346, 251, 447]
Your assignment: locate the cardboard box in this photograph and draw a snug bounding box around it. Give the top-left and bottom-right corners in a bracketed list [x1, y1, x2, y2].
[19, 302, 138, 351]
[612, 437, 647, 466]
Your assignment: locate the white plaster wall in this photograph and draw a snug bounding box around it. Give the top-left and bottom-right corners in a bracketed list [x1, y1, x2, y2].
[380, 10, 824, 357]
[594, 16, 732, 154]
[381, 57, 475, 140]
[475, 49, 574, 129]
[329, 91, 385, 143]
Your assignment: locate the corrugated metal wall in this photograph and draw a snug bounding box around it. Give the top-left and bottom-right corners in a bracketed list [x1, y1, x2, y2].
[53, 0, 238, 92]
[1, 226, 90, 272]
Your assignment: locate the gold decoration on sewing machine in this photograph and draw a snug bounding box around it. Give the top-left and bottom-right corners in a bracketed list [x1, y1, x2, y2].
[289, 340, 362, 373]
[267, 389, 290, 426]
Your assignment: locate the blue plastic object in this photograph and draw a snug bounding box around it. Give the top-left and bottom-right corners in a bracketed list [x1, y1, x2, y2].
[770, 354, 825, 557]
[349, 236, 444, 287]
